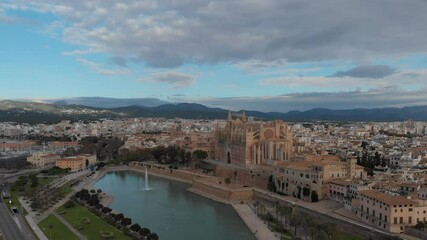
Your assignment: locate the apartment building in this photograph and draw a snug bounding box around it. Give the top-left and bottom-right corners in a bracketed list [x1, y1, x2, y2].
[356, 190, 427, 233]
[27, 153, 61, 167]
[55, 157, 85, 171]
[274, 158, 366, 201]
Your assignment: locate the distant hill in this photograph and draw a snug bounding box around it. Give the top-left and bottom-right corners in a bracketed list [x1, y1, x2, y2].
[45, 97, 169, 108]
[0, 100, 120, 124]
[1, 100, 427, 124]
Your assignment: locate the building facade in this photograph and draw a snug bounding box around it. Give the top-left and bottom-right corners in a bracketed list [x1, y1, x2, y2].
[274, 158, 366, 201]
[27, 153, 61, 167]
[56, 157, 85, 171]
[215, 112, 293, 167]
[356, 190, 427, 233]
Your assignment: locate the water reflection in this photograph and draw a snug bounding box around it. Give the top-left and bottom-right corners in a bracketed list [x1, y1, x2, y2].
[94, 171, 255, 240]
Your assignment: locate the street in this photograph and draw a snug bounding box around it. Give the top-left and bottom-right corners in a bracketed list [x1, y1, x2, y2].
[0, 200, 26, 240]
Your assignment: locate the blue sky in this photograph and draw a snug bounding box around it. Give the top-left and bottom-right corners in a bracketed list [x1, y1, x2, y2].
[1, 1, 427, 112]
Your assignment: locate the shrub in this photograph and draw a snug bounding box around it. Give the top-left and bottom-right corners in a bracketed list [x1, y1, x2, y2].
[64, 200, 76, 208]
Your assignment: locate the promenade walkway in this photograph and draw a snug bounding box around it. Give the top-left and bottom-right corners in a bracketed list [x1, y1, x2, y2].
[233, 203, 279, 240]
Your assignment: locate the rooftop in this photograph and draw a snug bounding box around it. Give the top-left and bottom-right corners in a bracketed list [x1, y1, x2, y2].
[359, 190, 417, 206]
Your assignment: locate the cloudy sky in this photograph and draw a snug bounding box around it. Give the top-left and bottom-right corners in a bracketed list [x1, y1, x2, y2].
[1, 0, 427, 112]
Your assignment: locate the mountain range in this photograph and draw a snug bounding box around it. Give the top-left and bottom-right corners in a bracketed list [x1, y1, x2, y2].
[1, 98, 427, 124]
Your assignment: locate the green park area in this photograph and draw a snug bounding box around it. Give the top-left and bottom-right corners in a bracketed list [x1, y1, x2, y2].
[7, 174, 74, 213]
[57, 204, 131, 240]
[333, 230, 363, 240]
[38, 214, 79, 240]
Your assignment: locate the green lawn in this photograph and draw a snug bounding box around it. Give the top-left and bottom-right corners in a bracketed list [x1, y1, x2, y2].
[333, 230, 363, 240]
[58, 181, 73, 196]
[38, 214, 79, 240]
[57, 204, 131, 240]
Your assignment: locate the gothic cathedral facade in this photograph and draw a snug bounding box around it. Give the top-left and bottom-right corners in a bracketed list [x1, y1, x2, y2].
[215, 112, 293, 167]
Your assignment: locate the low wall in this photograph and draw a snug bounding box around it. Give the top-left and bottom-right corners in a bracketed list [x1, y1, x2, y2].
[130, 162, 205, 183]
[405, 228, 427, 239]
[191, 179, 253, 202]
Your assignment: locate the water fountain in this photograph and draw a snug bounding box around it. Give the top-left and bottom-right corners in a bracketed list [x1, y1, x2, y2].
[139, 167, 151, 191]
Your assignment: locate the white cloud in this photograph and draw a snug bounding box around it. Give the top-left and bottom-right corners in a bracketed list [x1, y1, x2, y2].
[76, 58, 130, 76]
[3, 0, 427, 68]
[193, 88, 427, 112]
[141, 72, 196, 88]
[259, 68, 427, 90]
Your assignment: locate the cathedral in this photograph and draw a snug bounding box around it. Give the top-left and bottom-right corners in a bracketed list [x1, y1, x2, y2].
[215, 112, 293, 167]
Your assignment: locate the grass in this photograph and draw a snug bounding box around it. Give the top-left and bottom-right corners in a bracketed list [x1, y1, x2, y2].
[57, 204, 131, 240]
[58, 181, 73, 196]
[332, 229, 363, 240]
[38, 214, 79, 240]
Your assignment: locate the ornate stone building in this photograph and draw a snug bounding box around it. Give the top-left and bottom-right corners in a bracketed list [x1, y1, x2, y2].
[215, 112, 293, 167]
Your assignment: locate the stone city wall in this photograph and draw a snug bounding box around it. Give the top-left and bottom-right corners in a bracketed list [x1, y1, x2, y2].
[214, 166, 269, 189]
[191, 179, 253, 202]
[130, 162, 204, 183]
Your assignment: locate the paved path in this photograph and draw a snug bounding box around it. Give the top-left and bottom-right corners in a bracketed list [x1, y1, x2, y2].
[53, 212, 87, 240]
[24, 215, 48, 240]
[233, 204, 279, 240]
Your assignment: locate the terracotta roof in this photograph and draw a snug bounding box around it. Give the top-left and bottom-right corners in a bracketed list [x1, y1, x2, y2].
[328, 179, 351, 186]
[57, 157, 84, 162]
[398, 182, 420, 189]
[359, 190, 417, 206]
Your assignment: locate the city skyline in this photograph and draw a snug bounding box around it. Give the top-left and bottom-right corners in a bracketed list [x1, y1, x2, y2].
[1, 0, 427, 112]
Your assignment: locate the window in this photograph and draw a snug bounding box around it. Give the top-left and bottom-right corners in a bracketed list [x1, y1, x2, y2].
[409, 217, 412, 224]
[409, 208, 413, 212]
[394, 217, 397, 224]
[400, 217, 403, 224]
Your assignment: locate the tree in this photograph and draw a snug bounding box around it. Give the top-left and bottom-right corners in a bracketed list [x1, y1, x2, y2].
[29, 174, 38, 188]
[139, 228, 151, 237]
[147, 233, 159, 240]
[114, 213, 125, 222]
[130, 223, 141, 232]
[415, 221, 426, 231]
[102, 207, 112, 214]
[121, 217, 132, 226]
[192, 150, 208, 160]
[192, 150, 208, 167]
[361, 141, 368, 149]
[64, 200, 76, 208]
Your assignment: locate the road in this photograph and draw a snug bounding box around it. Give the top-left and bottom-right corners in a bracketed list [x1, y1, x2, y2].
[0, 201, 26, 240]
[0, 169, 44, 240]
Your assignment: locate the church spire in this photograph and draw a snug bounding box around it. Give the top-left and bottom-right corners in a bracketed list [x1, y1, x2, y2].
[241, 111, 247, 123]
[227, 111, 233, 122]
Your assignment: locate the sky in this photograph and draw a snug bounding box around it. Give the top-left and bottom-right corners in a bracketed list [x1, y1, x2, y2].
[1, 0, 427, 112]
